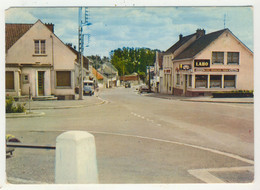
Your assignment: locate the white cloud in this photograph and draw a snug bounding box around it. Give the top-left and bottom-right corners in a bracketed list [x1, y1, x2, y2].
[5, 8, 37, 23]
[5, 7, 253, 56]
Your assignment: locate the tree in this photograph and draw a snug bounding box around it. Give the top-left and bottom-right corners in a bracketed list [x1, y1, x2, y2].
[110, 47, 157, 77]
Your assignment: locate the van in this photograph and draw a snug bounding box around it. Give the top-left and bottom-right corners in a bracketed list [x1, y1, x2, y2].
[83, 80, 94, 90]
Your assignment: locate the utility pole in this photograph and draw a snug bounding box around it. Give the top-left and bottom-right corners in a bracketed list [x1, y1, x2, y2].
[78, 7, 83, 100]
[78, 7, 91, 100]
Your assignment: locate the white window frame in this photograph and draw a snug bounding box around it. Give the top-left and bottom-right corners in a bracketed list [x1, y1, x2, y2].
[34, 40, 46, 54]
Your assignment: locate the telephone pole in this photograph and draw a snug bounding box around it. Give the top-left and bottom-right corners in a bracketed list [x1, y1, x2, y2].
[78, 7, 91, 100]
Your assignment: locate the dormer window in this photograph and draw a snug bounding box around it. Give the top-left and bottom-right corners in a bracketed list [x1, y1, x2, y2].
[34, 40, 46, 54]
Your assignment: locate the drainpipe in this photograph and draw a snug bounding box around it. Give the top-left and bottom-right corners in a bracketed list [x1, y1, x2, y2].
[50, 34, 54, 93]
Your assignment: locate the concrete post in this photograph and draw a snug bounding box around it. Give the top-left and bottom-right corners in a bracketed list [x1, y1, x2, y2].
[55, 131, 98, 184]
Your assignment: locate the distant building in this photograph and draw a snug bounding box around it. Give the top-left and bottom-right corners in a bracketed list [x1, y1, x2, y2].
[5, 20, 81, 100]
[160, 28, 253, 96]
[152, 51, 164, 92]
[99, 63, 119, 88]
[120, 73, 140, 85]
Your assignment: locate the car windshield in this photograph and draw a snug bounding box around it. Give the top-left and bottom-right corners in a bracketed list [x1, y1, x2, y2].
[84, 82, 93, 86]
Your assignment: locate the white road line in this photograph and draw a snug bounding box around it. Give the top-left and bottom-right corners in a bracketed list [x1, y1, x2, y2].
[188, 166, 254, 183]
[24, 129, 254, 165]
[87, 131, 254, 165]
[7, 177, 46, 184]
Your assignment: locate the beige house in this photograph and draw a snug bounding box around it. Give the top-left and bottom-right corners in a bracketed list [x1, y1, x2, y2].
[161, 29, 253, 96]
[5, 20, 78, 100]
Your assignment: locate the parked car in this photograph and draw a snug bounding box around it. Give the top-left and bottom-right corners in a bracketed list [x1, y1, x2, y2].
[139, 85, 150, 93]
[83, 80, 95, 91]
[125, 82, 131, 88]
[83, 86, 94, 96]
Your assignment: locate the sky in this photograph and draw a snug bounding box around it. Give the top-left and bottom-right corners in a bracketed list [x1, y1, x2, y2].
[5, 6, 253, 58]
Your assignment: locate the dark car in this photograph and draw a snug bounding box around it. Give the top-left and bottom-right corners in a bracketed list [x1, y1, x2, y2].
[125, 82, 131, 88]
[139, 85, 150, 93]
[83, 86, 94, 96]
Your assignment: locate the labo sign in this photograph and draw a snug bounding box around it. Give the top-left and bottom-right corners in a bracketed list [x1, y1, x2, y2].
[194, 59, 210, 67]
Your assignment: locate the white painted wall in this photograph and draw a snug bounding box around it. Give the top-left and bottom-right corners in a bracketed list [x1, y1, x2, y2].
[6, 20, 77, 97]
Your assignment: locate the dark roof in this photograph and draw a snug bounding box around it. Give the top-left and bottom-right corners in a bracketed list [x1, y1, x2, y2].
[67, 45, 89, 70]
[164, 33, 196, 55]
[174, 29, 227, 60]
[5, 23, 33, 50]
[5, 21, 54, 51]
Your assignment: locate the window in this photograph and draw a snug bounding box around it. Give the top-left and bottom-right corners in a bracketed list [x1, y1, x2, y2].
[210, 75, 222, 88]
[6, 71, 14, 90]
[195, 75, 208, 88]
[176, 74, 180, 85]
[212, 52, 224, 64]
[22, 74, 29, 84]
[34, 40, 46, 54]
[224, 75, 236, 88]
[227, 52, 239, 65]
[188, 75, 192, 87]
[56, 71, 71, 87]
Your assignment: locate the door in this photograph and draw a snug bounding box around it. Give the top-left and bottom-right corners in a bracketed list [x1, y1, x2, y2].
[38, 71, 45, 96]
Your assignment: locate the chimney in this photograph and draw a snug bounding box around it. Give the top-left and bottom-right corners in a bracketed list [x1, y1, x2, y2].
[196, 29, 205, 39]
[179, 34, 183, 40]
[45, 23, 54, 32]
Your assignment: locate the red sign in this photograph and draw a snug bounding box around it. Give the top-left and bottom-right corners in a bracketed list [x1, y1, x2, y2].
[164, 68, 171, 74]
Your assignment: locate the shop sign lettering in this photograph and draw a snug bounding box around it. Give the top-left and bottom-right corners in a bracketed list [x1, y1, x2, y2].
[194, 60, 210, 67]
[164, 68, 171, 74]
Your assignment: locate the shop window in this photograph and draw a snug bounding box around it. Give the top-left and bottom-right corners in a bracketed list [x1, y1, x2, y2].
[56, 71, 71, 87]
[227, 52, 239, 65]
[34, 40, 46, 54]
[224, 75, 236, 88]
[6, 71, 14, 90]
[210, 75, 222, 88]
[176, 74, 180, 85]
[212, 52, 224, 64]
[195, 75, 208, 88]
[188, 75, 192, 87]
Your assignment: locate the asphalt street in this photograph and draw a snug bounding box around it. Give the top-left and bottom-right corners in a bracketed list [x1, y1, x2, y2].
[6, 87, 254, 184]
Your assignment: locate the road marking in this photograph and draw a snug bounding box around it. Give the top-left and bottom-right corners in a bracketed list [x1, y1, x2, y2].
[7, 177, 46, 184]
[87, 131, 254, 165]
[24, 129, 254, 165]
[188, 166, 254, 183]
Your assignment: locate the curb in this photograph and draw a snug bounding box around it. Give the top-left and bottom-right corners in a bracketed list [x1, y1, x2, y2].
[6, 112, 45, 118]
[141, 93, 254, 104]
[181, 99, 254, 104]
[24, 97, 107, 110]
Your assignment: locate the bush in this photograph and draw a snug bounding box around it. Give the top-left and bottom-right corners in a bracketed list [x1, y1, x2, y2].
[6, 97, 26, 113]
[16, 103, 26, 113]
[212, 90, 254, 98]
[6, 97, 16, 113]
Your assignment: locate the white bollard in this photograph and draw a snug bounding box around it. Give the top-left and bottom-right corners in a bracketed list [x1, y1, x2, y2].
[55, 131, 98, 184]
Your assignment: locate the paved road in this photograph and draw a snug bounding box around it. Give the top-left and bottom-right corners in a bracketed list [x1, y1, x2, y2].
[6, 87, 254, 184]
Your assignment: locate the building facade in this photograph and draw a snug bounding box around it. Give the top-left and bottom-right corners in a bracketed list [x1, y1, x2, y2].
[5, 20, 79, 100]
[161, 29, 253, 96]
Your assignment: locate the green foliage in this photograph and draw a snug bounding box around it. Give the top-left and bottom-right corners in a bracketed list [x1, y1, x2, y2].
[110, 47, 157, 76]
[6, 97, 15, 113]
[215, 90, 254, 94]
[16, 103, 26, 113]
[6, 96, 26, 113]
[87, 55, 110, 70]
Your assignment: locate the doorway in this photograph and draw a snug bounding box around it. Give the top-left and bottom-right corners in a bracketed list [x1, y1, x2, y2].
[38, 71, 45, 96]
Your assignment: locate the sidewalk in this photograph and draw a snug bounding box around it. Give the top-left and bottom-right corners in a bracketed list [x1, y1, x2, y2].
[142, 92, 254, 104]
[18, 94, 105, 110]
